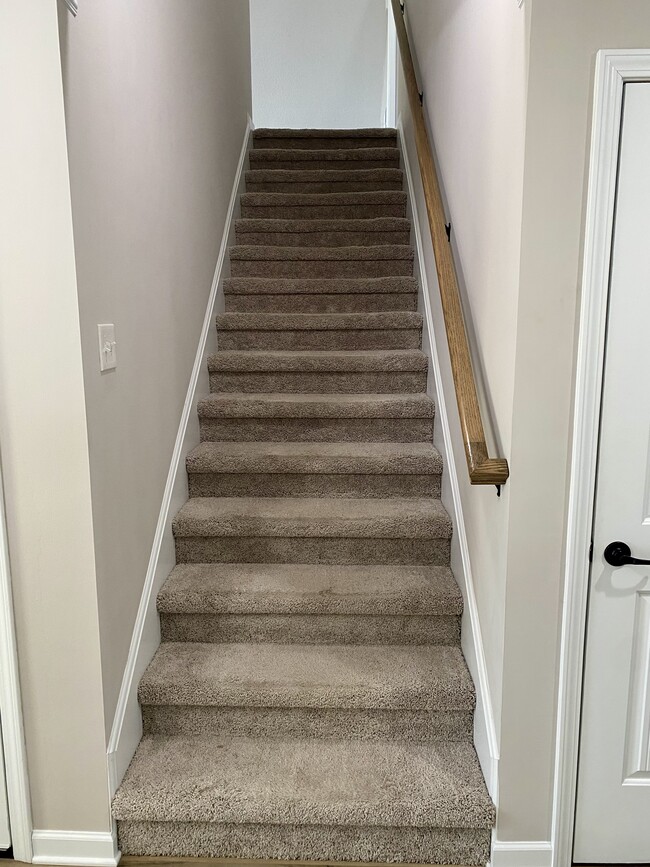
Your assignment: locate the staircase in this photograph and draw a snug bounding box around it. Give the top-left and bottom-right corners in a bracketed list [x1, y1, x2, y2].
[112, 128, 495, 866]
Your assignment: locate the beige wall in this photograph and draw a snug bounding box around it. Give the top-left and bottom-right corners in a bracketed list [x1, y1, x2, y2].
[498, 0, 650, 843]
[58, 0, 252, 737]
[401, 0, 529, 736]
[0, 0, 110, 832]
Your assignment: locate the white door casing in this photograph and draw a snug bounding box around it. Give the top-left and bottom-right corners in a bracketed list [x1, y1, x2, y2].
[573, 81, 650, 863]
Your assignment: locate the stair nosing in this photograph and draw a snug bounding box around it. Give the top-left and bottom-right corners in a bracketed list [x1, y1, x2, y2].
[229, 244, 414, 260]
[215, 312, 422, 331]
[197, 392, 435, 420]
[235, 217, 410, 233]
[138, 642, 474, 711]
[253, 127, 398, 138]
[171, 495, 451, 540]
[245, 168, 403, 180]
[249, 147, 401, 159]
[185, 440, 442, 476]
[222, 277, 418, 295]
[208, 349, 427, 372]
[157, 562, 462, 616]
[112, 732, 494, 829]
[240, 191, 407, 204]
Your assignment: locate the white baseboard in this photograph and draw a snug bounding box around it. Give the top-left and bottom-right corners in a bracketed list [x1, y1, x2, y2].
[32, 830, 119, 866]
[106, 117, 253, 798]
[397, 118, 500, 800]
[490, 839, 553, 867]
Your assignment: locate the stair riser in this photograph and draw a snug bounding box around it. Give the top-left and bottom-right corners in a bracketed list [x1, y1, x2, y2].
[249, 159, 400, 171]
[224, 292, 417, 312]
[199, 418, 435, 443]
[159, 612, 458, 644]
[246, 180, 403, 194]
[229, 260, 413, 278]
[253, 137, 398, 150]
[117, 821, 491, 865]
[234, 230, 410, 247]
[241, 204, 406, 219]
[187, 472, 440, 499]
[174, 537, 451, 566]
[209, 370, 427, 393]
[216, 330, 421, 351]
[142, 704, 471, 740]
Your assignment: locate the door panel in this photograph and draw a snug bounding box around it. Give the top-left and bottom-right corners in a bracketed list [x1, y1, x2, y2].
[574, 82, 650, 863]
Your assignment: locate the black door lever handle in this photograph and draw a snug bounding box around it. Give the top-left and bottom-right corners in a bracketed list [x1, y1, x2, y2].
[603, 541, 650, 567]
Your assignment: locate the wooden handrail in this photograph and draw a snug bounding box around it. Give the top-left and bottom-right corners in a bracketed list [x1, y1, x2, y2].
[390, 0, 509, 486]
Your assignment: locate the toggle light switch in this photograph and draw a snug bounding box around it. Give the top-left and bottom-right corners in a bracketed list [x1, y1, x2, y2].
[98, 323, 117, 371]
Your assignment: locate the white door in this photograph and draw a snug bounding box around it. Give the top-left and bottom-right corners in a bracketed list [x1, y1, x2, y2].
[574, 82, 650, 863]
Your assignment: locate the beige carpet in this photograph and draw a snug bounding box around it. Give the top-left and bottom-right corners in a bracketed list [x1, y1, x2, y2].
[112, 128, 495, 865]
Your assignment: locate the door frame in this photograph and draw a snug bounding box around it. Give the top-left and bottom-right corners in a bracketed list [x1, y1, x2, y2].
[0, 455, 33, 862]
[551, 49, 650, 867]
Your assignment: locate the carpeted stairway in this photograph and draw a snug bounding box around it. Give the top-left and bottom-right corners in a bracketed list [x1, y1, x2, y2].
[112, 128, 495, 865]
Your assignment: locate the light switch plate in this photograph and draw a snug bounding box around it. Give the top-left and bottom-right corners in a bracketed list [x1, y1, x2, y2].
[98, 323, 117, 371]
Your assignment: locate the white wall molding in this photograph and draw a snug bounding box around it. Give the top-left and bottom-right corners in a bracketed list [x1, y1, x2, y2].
[62, 0, 78, 17]
[398, 119, 500, 800]
[0, 459, 33, 860]
[106, 118, 253, 797]
[490, 839, 552, 867]
[32, 830, 119, 866]
[383, 0, 397, 128]
[551, 50, 650, 867]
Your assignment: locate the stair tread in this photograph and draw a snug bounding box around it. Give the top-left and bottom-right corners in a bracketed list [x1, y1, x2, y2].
[216, 312, 422, 331]
[240, 191, 407, 206]
[230, 244, 413, 260]
[235, 217, 410, 233]
[157, 563, 462, 615]
[197, 392, 435, 418]
[139, 642, 473, 710]
[112, 732, 493, 828]
[186, 441, 442, 475]
[171, 496, 451, 539]
[223, 278, 417, 296]
[245, 168, 403, 184]
[208, 349, 427, 372]
[249, 147, 400, 162]
[254, 127, 398, 139]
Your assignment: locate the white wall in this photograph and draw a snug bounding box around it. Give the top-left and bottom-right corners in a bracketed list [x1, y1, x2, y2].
[250, 0, 387, 129]
[0, 0, 110, 833]
[57, 0, 252, 738]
